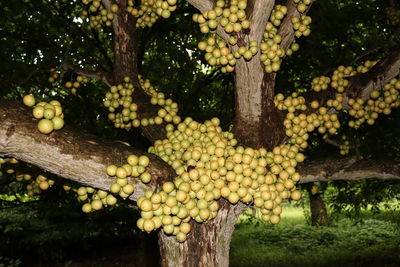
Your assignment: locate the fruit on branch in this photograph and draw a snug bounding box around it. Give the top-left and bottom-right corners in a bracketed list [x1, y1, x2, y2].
[193, 0, 256, 73]
[0, 158, 56, 196]
[103, 76, 181, 129]
[131, 117, 304, 242]
[24, 96, 65, 134]
[80, 0, 117, 29]
[65, 75, 90, 95]
[275, 60, 400, 148]
[197, 34, 239, 73]
[23, 95, 36, 107]
[79, 0, 177, 30]
[261, 5, 287, 73]
[128, 0, 177, 28]
[339, 136, 350, 155]
[347, 78, 400, 128]
[105, 154, 151, 200]
[294, 0, 311, 13]
[48, 68, 59, 83]
[194, 1, 313, 73]
[311, 76, 331, 92]
[292, 15, 312, 38]
[76, 186, 118, 213]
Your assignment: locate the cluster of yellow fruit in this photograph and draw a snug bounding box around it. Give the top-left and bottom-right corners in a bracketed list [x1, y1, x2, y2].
[331, 62, 377, 93]
[80, 0, 119, 30]
[311, 76, 331, 92]
[23, 96, 65, 134]
[25, 174, 55, 196]
[294, 0, 312, 13]
[292, 15, 312, 38]
[23, 95, 64, 134]
[387, 7, 400, 25]
[0, 158, 55, 196]
[356, 60, 378, 73]
[347, 78, 400, 128]
[103, 76, 181, 129]
[198, 35, 238, 73]
[65, 75, 90, 95]
[339, 137, 350, 155]
[106, 154, 151, 198]
[325, 93, 344, 111]
[274, 92, 307, 113]
[0, 158, 18, 176]
[128, 0, 177, 28]
[260, 5, 287, 73]
[270, 4, 288, 27]
[48, 68, 59, 83]
[193, 0, 258, 72]
[77, 187, 118, 213]
[129, 117, 303, 242]
[193, 0, 250, 34]
[275, 91, 341, 145]
[276, 60, 399, 138]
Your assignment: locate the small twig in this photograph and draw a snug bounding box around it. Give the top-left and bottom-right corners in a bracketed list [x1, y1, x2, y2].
[61, 62, 112, 87]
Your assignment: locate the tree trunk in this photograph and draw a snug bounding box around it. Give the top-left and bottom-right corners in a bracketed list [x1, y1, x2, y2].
[233, 58, 285, 149]
[307, 184, 329, 226]
[158, 202, 245, 267]
[112, 1, 139, 84]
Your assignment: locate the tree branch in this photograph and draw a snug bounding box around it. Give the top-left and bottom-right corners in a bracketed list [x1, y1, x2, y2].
[186, 0, 213, 12]
[346, 45, 400, 100]
[0, 100, 176, 202]
[298, 156, 400, 183]
[278, 0, 316, 51]
[61, 62, 113, 87]
[302, 45, 400, 111]
[185, 0, 230, 43]
[248, 0, 275, 41]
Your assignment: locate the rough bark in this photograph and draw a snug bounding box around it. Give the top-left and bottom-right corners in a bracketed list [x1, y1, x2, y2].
[234, 62, 286, 150]
[303, 45, 400, 109]
[112, 1, 138, 83]
[0, 100, 176, 201]
[298, 157, 400, 183]
[307, 185, 329, 226]
[158, 202, 245, 267]
[346, 45, 400, 100]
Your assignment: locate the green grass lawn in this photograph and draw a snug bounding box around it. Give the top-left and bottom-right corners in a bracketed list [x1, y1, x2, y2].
[230, 206, 400, 267]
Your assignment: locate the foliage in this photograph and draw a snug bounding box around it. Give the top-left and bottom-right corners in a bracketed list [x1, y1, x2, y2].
[0, 198, 140, 264]
[231, 208, 400, 267]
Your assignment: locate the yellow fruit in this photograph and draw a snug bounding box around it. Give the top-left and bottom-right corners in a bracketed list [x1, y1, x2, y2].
[52, 116, 64, 130]
[32, 106, 45, 119]
[38, 119, 54, 134]
[91, 199, 103, 210]
[82, 203, 92, 213]
[23, 95, 36, 107]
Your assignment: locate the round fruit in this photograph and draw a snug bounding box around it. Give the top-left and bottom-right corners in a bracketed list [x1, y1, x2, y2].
[37, 119, 54, 134]
[23, 95, 36, 107]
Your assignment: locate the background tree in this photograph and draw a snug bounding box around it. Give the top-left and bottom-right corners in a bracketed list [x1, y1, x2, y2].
[1, 0, 400, 266]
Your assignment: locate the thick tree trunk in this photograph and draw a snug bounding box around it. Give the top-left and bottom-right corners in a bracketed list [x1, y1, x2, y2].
[307, 184, 329, 226]
[233, 59, 285, 149]
[112, 1, 139, 84]
[158, 202, 245, 267]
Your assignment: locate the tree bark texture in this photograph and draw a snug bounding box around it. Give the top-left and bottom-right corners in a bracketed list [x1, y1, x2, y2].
[0, 100, 176, 201]
[307, 185, 329, 226]
[158, 202, 245, 267]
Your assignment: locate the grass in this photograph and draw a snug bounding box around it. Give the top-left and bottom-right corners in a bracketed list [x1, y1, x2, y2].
[230, 206, 400, 267]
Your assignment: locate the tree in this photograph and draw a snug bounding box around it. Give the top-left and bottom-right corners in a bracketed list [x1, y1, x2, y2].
[1, 0, 400, 266]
